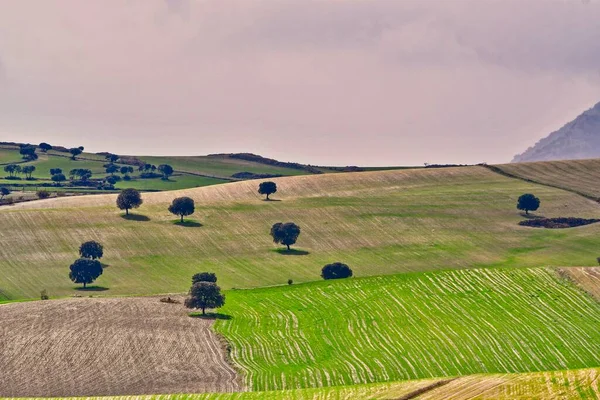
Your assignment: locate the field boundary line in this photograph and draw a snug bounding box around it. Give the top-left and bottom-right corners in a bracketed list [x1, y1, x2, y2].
[394, 377, 457, 400]
[482, 164, 600, 202]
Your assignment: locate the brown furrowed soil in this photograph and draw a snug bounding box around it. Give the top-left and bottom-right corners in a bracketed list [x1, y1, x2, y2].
[0, 297, 240, 397]
[559, 266, 600, 301]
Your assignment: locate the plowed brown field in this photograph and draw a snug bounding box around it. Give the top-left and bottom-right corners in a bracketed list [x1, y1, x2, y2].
[0, 297, 240, 397]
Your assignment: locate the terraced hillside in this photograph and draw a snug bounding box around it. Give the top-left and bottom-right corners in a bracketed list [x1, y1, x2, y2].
[215, 267, 600, 390]
[494, 158, 600, 199]
[1, 166, 600, 301]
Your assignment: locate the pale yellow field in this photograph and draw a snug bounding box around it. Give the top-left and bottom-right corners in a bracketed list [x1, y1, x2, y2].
[494, 159, 600, 199]
[559, 266, 600, 301]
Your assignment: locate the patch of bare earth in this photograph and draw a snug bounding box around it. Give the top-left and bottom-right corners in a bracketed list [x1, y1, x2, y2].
[558, 267, 600, 301]
[0, 297, 240, 397]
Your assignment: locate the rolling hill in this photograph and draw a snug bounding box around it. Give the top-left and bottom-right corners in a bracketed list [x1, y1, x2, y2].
[1, 164, 600, 301]
[513, 101, 600, 163]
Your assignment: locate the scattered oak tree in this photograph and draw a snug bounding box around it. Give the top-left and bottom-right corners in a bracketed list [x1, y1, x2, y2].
[517, 193, 540, 215]
[0, 187, 10, 200]
[321, 262, 353, 280]
[168, 196, 195, 222]
[258, 181, 277, 200]
[69, 168, 92, 182]
[4, 164, 21, 178]
[79, 240, 104, 260]
[120, 166, 134, 176]
[192, 272, 217, 284]
[19, 144, 38, 161]
[105, 153, 119, 163]
[270, 222, 301, 251]
[50, 168, 63, 176]
[38, 142, 52, 152]
[69, 258, 103, 289]
[36, 190, 50, 199]
[184, 281, 225, 315]
[158, 164, 174, 180]
[51, 173, 66, 182]
[22, 165, 36, 179]
[116, 188, 143, 215]
[106, 164, 119, 176]
[69, 147, 82, 160]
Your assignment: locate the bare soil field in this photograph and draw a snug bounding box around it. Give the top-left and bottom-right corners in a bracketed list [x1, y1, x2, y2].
[0, 297, 240, 397]
[559, 266, 600, 301]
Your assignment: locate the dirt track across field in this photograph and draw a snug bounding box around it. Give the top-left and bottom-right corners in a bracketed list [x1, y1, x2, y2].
[0, 297, 240, 397]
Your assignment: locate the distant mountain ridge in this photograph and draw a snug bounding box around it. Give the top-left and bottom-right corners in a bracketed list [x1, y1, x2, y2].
[512, 101, 600, 163]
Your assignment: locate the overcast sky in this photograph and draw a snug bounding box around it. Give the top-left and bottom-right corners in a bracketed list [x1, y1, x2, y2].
[0, 0, 599, 166]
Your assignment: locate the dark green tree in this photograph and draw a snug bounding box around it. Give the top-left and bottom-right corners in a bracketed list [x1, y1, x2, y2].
[270, 222, 301, 251]
[4, 164, 21, 177]
[517, 193, 540, 215]
[39, 142, 52, 152]
[258, 181, 277, 200]
[0, 187, 10, 200]
[37, 190, 50, 199]
[69, 147, 82, 160]
[106, 164, 119, 175]
[168, 196, 195, 222]
[321, 262, 353, 280]
[120, 166, 133, 176]
[51, 173, 66, 182]
[192, 272, 217, 284]
[50, 168, 63, 176]
[19, 144, 37, 161]
[105, 175, 118, 185]
[69, 258, 103, 288]
[116, 188, 143, 215]
[79, 240, 104, 260]
[105, 153, 119, 163]
[158, 164, 174, 180]
[184, 282, 225, 315]
[22, 165, 36, 179]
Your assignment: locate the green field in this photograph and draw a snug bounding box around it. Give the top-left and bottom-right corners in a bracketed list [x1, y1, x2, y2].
[214, 267, 600, 390]
[0, 146, 325, 196]
[1, 166, 600, 301]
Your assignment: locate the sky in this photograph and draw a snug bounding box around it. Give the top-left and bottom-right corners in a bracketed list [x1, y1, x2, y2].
[0, 0, 599, 166]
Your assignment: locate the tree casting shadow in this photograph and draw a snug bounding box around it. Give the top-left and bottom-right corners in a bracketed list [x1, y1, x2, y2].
[173, 220, 203, 228]
[189, 312, 232, 320]
[121, 214, 151, 222]
[262, 198, 282, 202]
[519, 212, 545, 220]
[75, 285, 109, 292]
[273, 248, 310, 256]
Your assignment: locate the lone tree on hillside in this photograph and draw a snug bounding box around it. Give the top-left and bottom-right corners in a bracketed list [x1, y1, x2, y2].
[185, 281, 225, 315]
[69, 258, 103, 289]
[116, 188, 143, 215]
[270, 222, 301, 251]
[39, 142, 52, 152]
[158, 164, 174, 180]
[258, 181, 277, 200]
[22, 165, 36, 179]
[69, 147, 82, 160]
[517, 193, 540, 215]
[168, 196, 195, 222]
[79, 240, 104, 260]
[19, 144, 38, 161]
[192, 272, 217, 284]
[321, 262, 353, 280]
[0, 187, 10, 200]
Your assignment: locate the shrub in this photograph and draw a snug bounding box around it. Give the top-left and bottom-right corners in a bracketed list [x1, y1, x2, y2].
[40, 289, 49, 300]
[37, 190, 50, 199]
[288, 279, 293, 285]
[321, 262, 353, 280]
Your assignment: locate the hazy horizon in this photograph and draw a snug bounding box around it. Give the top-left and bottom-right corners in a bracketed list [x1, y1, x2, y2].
[1, 0, 599, 166]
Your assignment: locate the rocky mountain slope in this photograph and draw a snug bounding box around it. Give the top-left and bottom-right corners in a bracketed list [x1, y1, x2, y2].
[513, 102, 600, 162]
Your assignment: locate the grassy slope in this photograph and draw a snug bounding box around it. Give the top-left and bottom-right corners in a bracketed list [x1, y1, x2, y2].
[214, 267, 600, 390]
[494, 159, 600, 199]
[1, 166, 600, 301]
